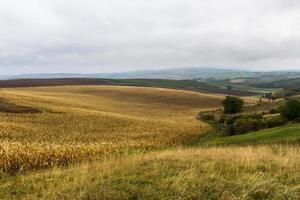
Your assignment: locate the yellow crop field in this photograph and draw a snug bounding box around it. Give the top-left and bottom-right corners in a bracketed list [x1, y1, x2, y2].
[0, 85, 223, 172]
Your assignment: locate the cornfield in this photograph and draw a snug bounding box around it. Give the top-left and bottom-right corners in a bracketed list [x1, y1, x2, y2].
[0, 142, 154, 173]
[0, 85, 221, 172]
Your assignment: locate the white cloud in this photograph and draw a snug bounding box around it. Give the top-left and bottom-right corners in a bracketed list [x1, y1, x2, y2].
[0, 0, 300, 74]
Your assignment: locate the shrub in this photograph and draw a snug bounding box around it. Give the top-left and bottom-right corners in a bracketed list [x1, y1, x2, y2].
[253, 119, 268, 131]
[230, 118, 267, 135]
[280, 99, 300, 121]
[225, 113, 263, 125]
[293, 117, 300, 123]
[226, 115, 287, 135]
[225, 115, 237, 125]
[269, 108, 280, 114]
[264, 115, 288, 128]
[232, 118, 257, 135]
[222, 96, 244, 114]
[225, 125, 235, 136]
[199, 113, 215, 121]
[218, 115, 227, 123]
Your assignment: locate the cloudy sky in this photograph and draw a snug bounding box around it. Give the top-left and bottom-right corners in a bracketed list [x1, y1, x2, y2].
[0, 0, 300, 75]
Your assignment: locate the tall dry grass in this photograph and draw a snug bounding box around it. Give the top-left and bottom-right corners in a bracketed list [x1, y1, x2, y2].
[1, 145, 299, 199]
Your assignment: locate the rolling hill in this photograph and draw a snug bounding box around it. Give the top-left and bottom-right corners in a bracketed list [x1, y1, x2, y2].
[0, 85, 299, 199]
[0, 85, 223, 172]
[206, 123, 300, 145]
[1, 67, 257, 80]
[0, 78, 256, 96]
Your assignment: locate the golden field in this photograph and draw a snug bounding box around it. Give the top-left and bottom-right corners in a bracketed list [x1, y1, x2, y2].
[1, 145, 299, 199]
[0, 85, 223, 172]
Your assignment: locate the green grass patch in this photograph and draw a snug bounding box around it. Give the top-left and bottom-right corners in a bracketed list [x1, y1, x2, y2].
[207, 123, 300, 145]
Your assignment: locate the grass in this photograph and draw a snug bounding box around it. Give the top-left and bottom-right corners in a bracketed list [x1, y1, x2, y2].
[0, 85, 223, 172]
[206, 123, 300, 145]
[0, 145, 299, 200]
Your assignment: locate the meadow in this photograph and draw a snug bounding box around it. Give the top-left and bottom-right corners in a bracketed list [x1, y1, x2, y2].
[0, 85, 222, 172]
[1, 145, 299, 199]
[206, 123, 300, 145]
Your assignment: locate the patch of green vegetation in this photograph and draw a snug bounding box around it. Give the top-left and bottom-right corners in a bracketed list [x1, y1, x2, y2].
[206, 123, 300, 145]
[247, 77, 300, 89]
[110, 78, 212, 88]
[203, 78, 280, 94]
[231, 84, 279, 94]
[195, 97, 300, 145]
[222, 96, 244, 114]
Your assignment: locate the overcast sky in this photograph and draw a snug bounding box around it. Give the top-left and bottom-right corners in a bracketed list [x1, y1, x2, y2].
[0, 0, 300, 75]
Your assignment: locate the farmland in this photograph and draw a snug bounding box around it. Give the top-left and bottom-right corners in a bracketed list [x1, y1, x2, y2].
[0, 85, 222, 172]
[2, 0, 300, 198]
[0, 84, 299, 199]
[0, 78, 256, 96]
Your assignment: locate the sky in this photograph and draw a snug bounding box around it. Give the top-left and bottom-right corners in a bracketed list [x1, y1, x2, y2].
[0, 0, 300, 75]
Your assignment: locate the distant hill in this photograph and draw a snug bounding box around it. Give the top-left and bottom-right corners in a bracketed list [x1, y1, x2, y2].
[244, 77, 300, 89]
[1, 67, 258, 80]
[95, 67, 258, 79]
[1, 67, 299, 80]
[0, 78, 256, 96]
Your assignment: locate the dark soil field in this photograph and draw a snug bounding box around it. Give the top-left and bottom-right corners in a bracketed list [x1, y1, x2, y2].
[0, 78, 256, 96]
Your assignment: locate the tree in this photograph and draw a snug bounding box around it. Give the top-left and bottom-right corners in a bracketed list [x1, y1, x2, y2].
[227, 84, 232, 90]
[280, 99, 300, 121]
[222, 96, 244, 114]
[264, 92, 273, 102]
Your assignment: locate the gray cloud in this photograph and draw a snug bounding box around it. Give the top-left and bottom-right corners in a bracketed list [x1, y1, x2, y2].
[0, 0, 300, 74]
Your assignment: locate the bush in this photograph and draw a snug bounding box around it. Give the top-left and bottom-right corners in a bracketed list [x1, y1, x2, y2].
[253, 119, 268, 131]
[222, 96, 244, 114]
[280, 99, 300, 121]
[264, 115, 288, 128]
[269, 108, 280, 114]
[225, 125, 235, 136]
[232, 118, 257, 135]
[293, 117, 300, 123]
[225, 113, 263, 125]
[218, 115, 227, 123]
[199, 113, 215, 121]
[226, 114, 288, 135]
[229, 118, 267, 135]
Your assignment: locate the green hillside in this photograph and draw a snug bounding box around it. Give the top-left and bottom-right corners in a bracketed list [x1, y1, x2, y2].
[207, 123, 300, 145]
